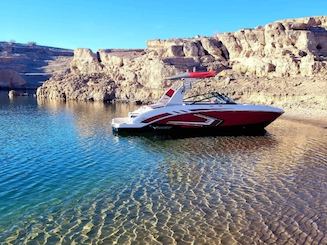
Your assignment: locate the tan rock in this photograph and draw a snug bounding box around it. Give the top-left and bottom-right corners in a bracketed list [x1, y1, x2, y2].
[200, 38, 225, 59]
[183, 42, 199, 57]
[70, 48, 103, 74]
[36, 16, 327, 106]
[216, 33, 242, 59]
[98, 50, 124, 67]
[299, 54, 327, 76]
[232, 58, 275, 76]
[166, 45, 185, 57]
[273, 56, 299, 76]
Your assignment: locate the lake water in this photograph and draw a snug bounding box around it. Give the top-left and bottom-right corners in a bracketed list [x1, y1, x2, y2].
[0, 92, 327, 244]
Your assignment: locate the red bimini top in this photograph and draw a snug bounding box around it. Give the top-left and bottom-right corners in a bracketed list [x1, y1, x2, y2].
[188, 71, 217, 78]
[165, 71, 217, 80]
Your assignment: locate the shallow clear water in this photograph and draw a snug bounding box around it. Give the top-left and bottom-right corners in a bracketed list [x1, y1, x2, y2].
[0, 92, 327, 244]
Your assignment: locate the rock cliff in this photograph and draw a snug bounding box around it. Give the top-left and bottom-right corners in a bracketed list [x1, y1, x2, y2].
[0, 42, 73, 89]
[36, 16, 327, 117]
[37, 48, 180, 103]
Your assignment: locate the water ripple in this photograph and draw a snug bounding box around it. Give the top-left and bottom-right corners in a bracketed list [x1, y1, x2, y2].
[0, 93, 327, 244]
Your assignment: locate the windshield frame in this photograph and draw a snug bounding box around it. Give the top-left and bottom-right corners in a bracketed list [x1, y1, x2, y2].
[183, 92, 236, 105]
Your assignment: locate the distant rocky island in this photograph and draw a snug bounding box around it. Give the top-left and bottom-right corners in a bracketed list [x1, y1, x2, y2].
[1, 16, 327, 120]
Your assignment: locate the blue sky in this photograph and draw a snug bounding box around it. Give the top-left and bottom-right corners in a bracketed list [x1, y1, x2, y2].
[0, 0, 326, 50]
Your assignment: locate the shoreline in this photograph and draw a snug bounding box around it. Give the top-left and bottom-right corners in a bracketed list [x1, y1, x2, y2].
[0, 87, 37, 92]
[281, 113, 327, 129]
[2, 90, 326, 129]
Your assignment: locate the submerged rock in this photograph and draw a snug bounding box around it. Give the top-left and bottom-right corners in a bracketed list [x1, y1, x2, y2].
[8, 90, 29, 99]
[8, 90, 17, 99]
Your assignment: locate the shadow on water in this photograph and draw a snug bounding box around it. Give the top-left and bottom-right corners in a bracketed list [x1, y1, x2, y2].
[114, 128, 269, 140]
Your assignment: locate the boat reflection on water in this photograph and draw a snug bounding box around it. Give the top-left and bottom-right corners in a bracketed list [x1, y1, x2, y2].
[114, 127, 269, 139]
[37, 100, 137, 138]
[37, 99, 273, 139]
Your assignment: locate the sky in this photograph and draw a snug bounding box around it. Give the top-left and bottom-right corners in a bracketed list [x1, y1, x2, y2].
[0, 0, 326, 50]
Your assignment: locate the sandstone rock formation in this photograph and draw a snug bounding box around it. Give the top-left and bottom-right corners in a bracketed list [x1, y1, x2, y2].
[37, 49, 180, 102]
[0, 69, 26, 88]
[217, 17, 327, 77]
[0, 42, 73, 89]
[36, 16, 327, 117]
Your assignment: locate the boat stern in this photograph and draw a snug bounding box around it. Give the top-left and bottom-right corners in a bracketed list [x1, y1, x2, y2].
[111, 117, 147, 132]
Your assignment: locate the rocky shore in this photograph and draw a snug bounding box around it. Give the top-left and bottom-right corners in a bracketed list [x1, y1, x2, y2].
[35, 16, 327, 119]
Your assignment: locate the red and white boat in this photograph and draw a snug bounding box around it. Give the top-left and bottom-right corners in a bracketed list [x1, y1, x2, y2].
[112, 71, 283, 134]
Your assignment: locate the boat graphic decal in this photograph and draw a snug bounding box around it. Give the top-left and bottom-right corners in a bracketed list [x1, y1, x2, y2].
[142, 113, 172, 123]
[166, 114, 223, 127]
[165, 89, 175, 97]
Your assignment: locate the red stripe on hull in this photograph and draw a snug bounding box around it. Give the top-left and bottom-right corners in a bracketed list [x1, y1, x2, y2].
[201, 111, 280, 127]
[142, 113, 171, 123]
[164, 113, 207, 123]
[154, 111, 282, 128]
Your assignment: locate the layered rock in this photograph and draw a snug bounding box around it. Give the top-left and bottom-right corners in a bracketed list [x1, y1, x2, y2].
[217, 17, 327, 76]
[38, 49, 179, 102]
[70, 49, 103, 74]
[0, 42, 73, 89]
[37, 16, 327, 115]
[36, 73, 116, 102]
[0, 69, 26, 88]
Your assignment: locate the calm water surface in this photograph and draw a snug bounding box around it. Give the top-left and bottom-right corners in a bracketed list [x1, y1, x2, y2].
[0, 92, 326, 244]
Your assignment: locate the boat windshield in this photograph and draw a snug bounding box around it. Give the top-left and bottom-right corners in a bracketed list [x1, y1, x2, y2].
[183, 92, 236, 104]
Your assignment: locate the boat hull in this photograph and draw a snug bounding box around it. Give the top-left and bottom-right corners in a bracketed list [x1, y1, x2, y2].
[112, 109, 283, 135]
[112, 123, 271, 137]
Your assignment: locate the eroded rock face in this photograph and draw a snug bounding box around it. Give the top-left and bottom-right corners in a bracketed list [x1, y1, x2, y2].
[37, 50, 179, 102]
[70, 48, 103, 74]
[146, 16, 327, 77]
[36, 73, 115, 102]
[37, 16, 327, 107]
[0, 42, 73, 88]
[217, 20, 327, 76]
[0, 69, 26, 88]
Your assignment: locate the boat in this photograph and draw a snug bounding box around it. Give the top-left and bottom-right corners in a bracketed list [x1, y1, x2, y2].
[112, 71, 284, 134]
